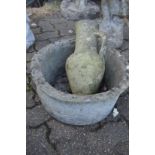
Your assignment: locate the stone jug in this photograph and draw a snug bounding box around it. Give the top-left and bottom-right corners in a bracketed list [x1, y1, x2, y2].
[66, 20, 106, 95]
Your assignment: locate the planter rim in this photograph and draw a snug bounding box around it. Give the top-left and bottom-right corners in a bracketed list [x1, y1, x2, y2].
[31, 38, 128, 103]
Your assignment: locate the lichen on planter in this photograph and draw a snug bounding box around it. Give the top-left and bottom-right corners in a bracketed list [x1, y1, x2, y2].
[30, 38, 128, 125]
[66, 20, 106, 95]
[60, 0, 100, 20]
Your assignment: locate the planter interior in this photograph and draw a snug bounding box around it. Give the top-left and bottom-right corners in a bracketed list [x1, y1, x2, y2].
[40, 41, 126, 93]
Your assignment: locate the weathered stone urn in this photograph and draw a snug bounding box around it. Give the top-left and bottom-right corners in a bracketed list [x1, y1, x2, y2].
[31, 38, 128, 125]
[66, 20, 106, 95]
[60, 0, 100, 20]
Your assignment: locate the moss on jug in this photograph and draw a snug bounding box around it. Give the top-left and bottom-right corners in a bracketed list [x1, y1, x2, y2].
[66, 20, 106, 95]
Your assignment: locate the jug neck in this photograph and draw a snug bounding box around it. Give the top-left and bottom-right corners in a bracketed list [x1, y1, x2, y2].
[74, 20, 98, 54]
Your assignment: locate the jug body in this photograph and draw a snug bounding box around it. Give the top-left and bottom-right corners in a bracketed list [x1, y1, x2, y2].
[66, 20, 106, 95]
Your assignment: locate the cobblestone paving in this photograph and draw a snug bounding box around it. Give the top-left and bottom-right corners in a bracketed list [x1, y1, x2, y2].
[26, 7, 129, 155]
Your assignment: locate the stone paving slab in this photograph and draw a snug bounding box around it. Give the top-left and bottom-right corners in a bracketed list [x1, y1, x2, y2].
[27, 45, 36, 53]
[26, 52, 37, 62]
[47, 119, 128, 155]
[59, 28, 75, 37]
[121, 49, 129, 63]
[26, 91, 36, 108]
[38, 20, 55, 32]
[124, 23, 129, 40]
[27, 126, 57, 155]
[32, 27, 41, 34]
[48, 37, 61, 43]
[35, 31, 59, 41]
[110, 140, 129, 155]
[121, 40, 129, 51]
[117, 93, 129, 121]
[35, 40, 51, 51]
[33, 93, 41, 103]
[42, 17, 67, 25]
[26, 62, 31, 74]
[27, 105, 51, 127]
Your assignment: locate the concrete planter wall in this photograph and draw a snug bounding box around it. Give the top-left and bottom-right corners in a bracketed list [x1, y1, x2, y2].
[31, 38, 128, 125]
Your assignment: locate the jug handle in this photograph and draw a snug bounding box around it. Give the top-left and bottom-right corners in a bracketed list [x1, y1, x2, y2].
[94, 32, 107, 58]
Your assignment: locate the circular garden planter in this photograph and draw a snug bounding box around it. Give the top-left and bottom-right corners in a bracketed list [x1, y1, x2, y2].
[31, 38, 128, 125]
